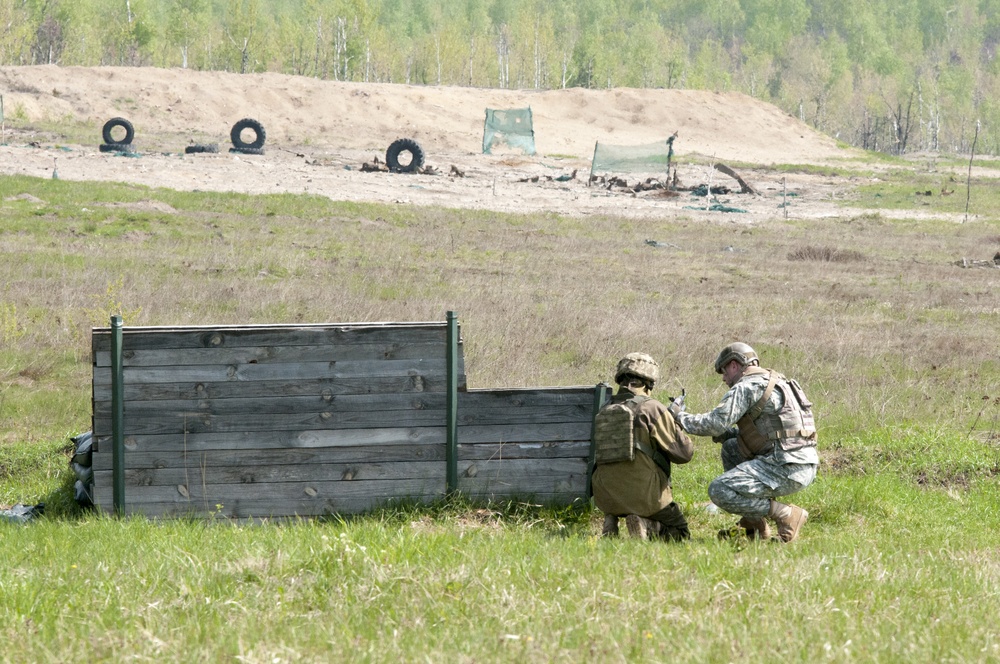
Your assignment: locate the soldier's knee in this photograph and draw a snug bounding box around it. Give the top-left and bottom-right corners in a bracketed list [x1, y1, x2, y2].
[707, 478, 728, 505]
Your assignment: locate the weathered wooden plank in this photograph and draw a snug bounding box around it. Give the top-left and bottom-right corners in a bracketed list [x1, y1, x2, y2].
[457, 422, 593, 444]
[94, 392, 450, 419]
[92, 443, 447, 472]
[93, 341, 452, 368]
[93, 402, 590, 437]
[94, 493, 445, 519]
[93, 407, 450, 437]
[92, 375, 451, 402]
[94, 459, 446, 487]
[92, 323, 453, 352]
[93, 358, 452, 385]
[458, 441, 591, 461]
[459, 472, 587, 495]
[94, 388, 593, 419]
[91, 427, 446, 455]
[460, 387, 596, 407]
[92, 476, 447, 505]
[458, 458, 586, 478]
[90, 424, 589, 455]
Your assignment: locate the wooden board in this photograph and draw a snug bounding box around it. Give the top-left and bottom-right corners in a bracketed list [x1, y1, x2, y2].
[100, 493, 445, 519]
[91, 427, 447, 454]
[92, 443, 447, 472]
[91, 323, 454, 352]
[93, 358, 452, 385]
[92, 375, 449, 402]
[94, 459, 446, 487]
[93, 341, 452, 367]
[458, 440, 591, 460]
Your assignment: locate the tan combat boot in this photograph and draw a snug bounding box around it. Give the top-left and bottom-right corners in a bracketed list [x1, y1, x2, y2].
[768, 500, 808, 542]
[602, 514, 620, 538]
[738, 515, 771, 540]
[625, 514, 651, 540]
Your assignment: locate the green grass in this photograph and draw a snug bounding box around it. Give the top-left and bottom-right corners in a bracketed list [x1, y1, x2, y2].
[2, 170, 1000, 661]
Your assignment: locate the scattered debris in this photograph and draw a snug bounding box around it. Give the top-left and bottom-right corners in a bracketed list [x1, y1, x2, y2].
[645, 239, 682, 249]
[684, 203, 748, 213]
[1, 503, 44, 524]
[450, 165, 465, 177]
[359, 155, 439, 175]
[954, 254, 1000, 268]
[714, 162, 758, 194]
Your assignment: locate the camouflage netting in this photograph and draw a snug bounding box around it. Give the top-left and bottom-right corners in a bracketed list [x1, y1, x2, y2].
[590, 137, 675, 181]
[483, 107, 536, 155]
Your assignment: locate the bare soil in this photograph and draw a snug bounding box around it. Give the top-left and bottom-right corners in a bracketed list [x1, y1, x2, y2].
[0, 65, 969, 223]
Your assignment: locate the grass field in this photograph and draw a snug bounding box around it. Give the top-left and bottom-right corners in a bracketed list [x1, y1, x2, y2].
[1, 168, 1000, 662]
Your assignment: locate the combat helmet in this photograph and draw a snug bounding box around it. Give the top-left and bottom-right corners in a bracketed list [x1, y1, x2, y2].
[714, 342, 758, 374]
[614, 352, 660, 386]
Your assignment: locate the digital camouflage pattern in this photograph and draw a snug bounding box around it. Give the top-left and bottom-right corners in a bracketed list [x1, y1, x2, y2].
[677, 367, 818, 517]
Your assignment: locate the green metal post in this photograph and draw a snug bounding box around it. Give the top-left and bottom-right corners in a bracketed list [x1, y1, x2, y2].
[110, 315, 125, 516]
[445, 311, 459, 493]
[586, 382, 610, 497]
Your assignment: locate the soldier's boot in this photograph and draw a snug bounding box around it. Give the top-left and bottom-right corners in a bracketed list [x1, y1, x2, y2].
[767, 500, 808, 543]
[717, 515, 771, 541]
[601, 514, 620, 538]
[625, 514, 651, 540]
[738, 515, 771, 540]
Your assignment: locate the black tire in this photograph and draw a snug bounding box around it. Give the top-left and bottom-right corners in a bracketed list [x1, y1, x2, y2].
[102, 117, 134, 145]
[99, 143, 135, 153]
[185, 144, 219, 154]
[229, 147, 265, 156]
[385, 138, 425, 173]
[230, 118, 266, 150]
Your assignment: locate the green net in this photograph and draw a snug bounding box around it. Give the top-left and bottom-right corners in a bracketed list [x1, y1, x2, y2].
[590, 137, 675, 181]
[483, 108, 535, 155]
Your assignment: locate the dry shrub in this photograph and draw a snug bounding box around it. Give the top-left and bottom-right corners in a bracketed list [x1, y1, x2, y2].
[787, 245, 867, 262]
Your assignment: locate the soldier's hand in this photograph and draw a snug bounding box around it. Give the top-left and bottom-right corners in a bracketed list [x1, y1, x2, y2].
[667, 389, 686, 419]
[712, 427, 738, 444]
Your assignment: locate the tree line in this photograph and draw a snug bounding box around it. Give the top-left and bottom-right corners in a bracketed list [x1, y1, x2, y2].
[2, 0, 999, 156]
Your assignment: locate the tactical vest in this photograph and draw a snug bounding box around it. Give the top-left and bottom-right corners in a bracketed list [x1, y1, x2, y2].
[736, 367, 817, 460]
[593, 395, 673, 476]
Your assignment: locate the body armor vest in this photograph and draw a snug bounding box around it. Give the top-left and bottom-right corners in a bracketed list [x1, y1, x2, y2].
[594, 395, 649, 464]
[736, 367, 817, 460]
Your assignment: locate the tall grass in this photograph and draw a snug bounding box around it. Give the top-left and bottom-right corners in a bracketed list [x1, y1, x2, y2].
[1, 171, 1000, 661]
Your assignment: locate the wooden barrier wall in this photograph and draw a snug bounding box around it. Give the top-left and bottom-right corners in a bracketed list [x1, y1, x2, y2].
[91, 320, 602, 519]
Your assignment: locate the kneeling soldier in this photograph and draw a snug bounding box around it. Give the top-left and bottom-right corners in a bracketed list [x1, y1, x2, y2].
[592, 353, 694, 541]
[670, 343, 818, 543]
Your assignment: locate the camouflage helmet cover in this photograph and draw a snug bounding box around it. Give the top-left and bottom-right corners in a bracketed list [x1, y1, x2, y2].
[614, 352, 660, 386]
[714, 342, 758, 374]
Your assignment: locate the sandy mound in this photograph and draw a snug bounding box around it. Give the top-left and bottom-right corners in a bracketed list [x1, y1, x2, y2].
[0, 66, 902, 222]
[1, 65, 848, 163]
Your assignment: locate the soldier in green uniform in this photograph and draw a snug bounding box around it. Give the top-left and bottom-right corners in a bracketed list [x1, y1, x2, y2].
[592, 353, 694, 541]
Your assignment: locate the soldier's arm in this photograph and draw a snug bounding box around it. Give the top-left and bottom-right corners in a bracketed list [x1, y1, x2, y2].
[676, 384, 752, 437]
[644, 401, 694, 464]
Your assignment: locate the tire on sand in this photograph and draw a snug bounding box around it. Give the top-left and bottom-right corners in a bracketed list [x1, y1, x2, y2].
[385, 138, 425, 173]
[99, 143, 135, 153]
[185, 144, 219, 154]
[102, 117, 135, 145]
[229, 147, 265, 156]
[230, 118, 266, 150]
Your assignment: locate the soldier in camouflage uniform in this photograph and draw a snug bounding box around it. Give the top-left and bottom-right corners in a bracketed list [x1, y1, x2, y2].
[592, 353, 694, 541]
[669, 343, 818, 542]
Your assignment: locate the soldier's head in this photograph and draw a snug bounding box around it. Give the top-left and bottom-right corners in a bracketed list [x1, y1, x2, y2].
[614, 353, 660, 393]
[714, 342, 758, 387]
